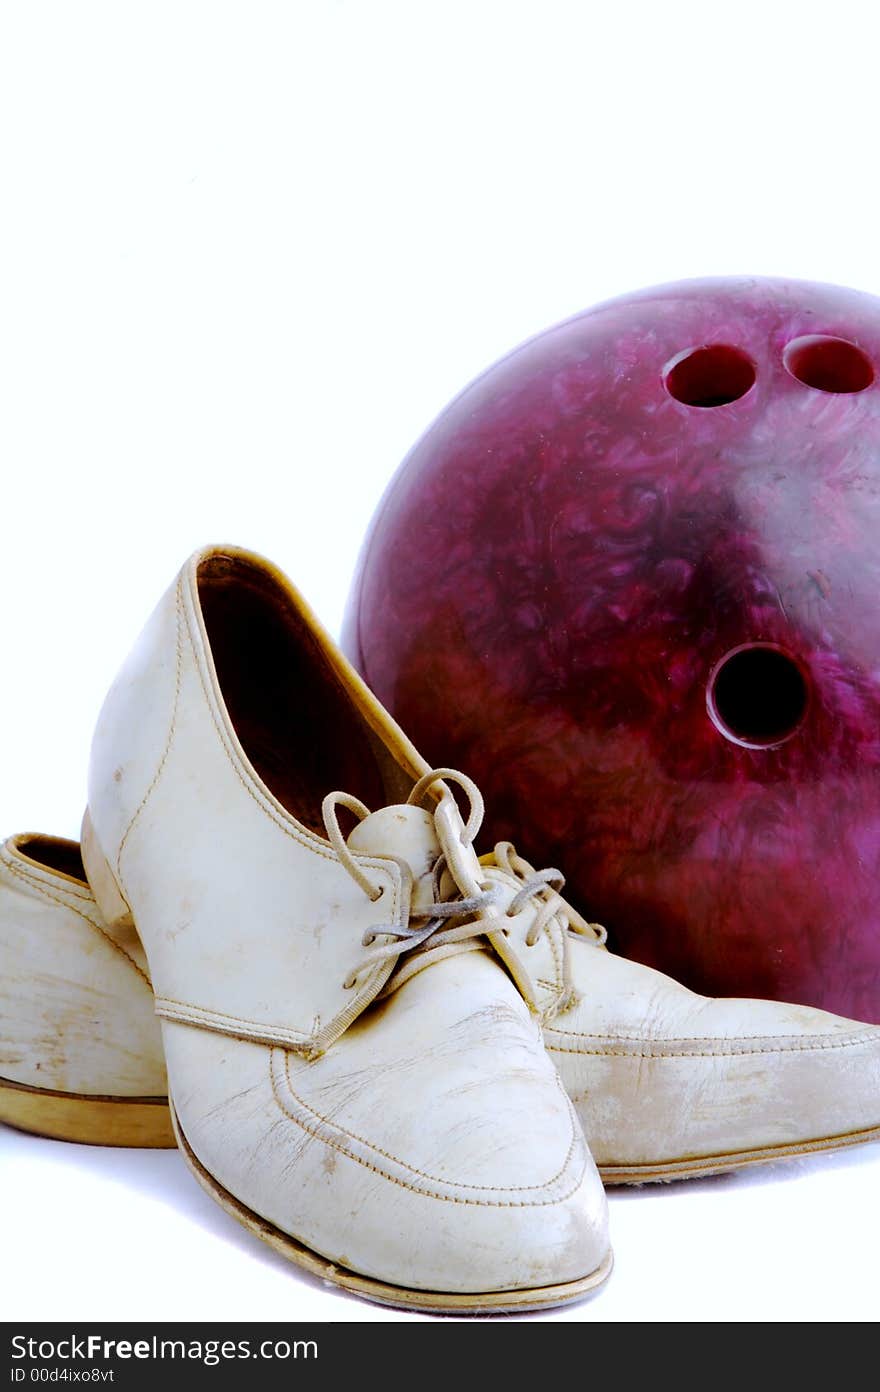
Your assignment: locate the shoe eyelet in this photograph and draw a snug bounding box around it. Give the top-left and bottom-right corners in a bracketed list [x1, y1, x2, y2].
[370, 884, 386, 904]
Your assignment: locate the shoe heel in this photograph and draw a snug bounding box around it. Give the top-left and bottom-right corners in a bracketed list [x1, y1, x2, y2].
[80, 809, 134, 931]
[0, 1074, 176, 1147]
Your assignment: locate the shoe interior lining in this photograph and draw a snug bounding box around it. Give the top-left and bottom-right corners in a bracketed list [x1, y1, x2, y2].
[17, 836, 88, 885]
[197, 555, 395, 835]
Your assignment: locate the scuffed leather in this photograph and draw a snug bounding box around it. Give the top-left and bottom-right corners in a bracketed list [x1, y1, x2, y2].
[163, 953, 605, 1292]
[457, 844, 880, 1167]
[9, 815, 878, 1174]
[544, 936, 880, 1166]
[90, 566, 421, 1057]
[0, 836, 166, 1097]
[86, 546, 609, 1294]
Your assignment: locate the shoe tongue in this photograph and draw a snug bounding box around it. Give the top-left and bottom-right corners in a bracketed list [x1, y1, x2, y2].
[347, 805, 441, 909]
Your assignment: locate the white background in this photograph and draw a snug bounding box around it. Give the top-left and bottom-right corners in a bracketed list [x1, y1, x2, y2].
[1, 0, 878, 1323]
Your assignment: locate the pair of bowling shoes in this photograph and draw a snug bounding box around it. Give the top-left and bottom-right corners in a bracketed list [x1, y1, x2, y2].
[2, 545, 879, 1313]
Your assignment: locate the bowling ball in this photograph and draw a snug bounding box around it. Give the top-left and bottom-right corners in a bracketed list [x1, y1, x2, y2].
[344, 278, 880, 1023]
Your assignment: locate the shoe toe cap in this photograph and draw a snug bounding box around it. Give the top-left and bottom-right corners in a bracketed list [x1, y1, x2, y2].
[164, 954, 611, 1299]
[550, 947, 880, 1173]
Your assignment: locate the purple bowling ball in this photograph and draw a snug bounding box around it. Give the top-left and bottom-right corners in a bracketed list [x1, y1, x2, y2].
[345, 278, 880, 1022]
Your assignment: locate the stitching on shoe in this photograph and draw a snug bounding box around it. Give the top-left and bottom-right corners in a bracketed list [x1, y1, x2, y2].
[547, 922, 564, 988]
[514, 912, 562, 986]
[117, 582, 184, 883]
[269, 1048, 586, 1207]
[1, 855, 152, 989]
[180, 585, 401, 925]
[156, 996, 312, 1045]
[545, 1030, 880, 1058]
[280, 1048, 578, 1190]
[182, 585, 342, 865]
[0, 845, 94, 904]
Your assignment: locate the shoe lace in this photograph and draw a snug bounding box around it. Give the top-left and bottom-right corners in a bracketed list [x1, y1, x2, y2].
[482, 839, 607, 1014]
[323, 768, 501, 991]
[322, 767, 606, 1007]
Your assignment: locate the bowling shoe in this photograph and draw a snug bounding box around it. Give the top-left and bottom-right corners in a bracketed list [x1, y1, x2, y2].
[11, 813, 877, 1188]
[0, 832, 172, 1146]
[474, 842, 880, 1182]
[76, 544, 610, 1312]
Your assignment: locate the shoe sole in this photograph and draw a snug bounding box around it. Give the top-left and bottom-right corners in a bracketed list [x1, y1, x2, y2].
[172, 1103, 612, 1312]
[0, 1074, 176, 1147]
[597, 1123, 880, 1184]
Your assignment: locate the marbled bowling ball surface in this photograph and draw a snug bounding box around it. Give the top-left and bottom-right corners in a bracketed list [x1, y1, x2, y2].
[346, 278, 880, 1023]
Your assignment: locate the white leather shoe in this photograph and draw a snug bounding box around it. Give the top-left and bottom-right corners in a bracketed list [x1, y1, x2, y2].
[6, 820, 878, 1186]
[474, 842, 880, 1182]
[0, 833, 172, 1146]
[80, 545, 611, 1313]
